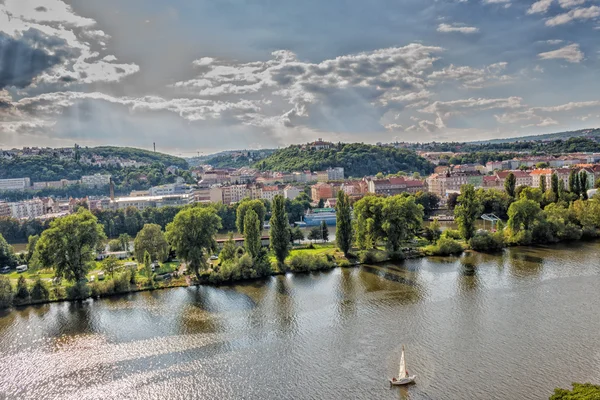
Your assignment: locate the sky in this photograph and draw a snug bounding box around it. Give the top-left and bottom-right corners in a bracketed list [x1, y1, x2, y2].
[0, 0, 599, 155]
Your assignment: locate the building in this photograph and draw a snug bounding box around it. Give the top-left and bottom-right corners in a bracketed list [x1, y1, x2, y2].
[149, 183, 190, 196]
[309, 139, 333, 150]
[284, 185, 302, 200]
[81, 174, 111, 188]
[261, 185, 283, 201]
[311, 182, 334, 201]
[110, 194, 195, 210]
[326, 167, 344, 181]
[0, 177, 31, 191]
[316, 171, 329, 182]
[32, 179, 78, 190]
[366, 177, 425, 196]
[495, 170, 533, 188]
[0, 202, 11, 217]
[426, 171, 483, 197]
[9, 199, 44, 219]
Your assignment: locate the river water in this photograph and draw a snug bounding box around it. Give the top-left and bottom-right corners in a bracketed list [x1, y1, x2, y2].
[1, 242, 600, 400]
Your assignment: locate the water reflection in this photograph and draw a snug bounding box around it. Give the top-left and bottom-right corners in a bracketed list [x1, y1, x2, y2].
[507, 247, 544, 278]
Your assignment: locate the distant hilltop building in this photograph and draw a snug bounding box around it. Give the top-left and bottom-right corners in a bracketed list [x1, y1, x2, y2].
[303, 138, 333, 151]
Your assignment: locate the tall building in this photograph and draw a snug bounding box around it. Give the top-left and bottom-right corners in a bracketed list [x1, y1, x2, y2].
[0, 177, 31, 191]
[9, 199, 44, 219]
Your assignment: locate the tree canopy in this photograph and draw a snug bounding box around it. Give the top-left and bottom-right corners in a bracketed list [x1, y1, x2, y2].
[133, 223, 169, 262]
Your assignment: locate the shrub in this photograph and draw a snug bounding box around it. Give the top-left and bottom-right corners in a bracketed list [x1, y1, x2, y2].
[306, 243, 315, 250]
[359, 249, 388, 264]
[559, 223, 583, 241]
[0, 276, 13, 309]
[388, 250, 405, 261]
[288, 253, 332, 272]
[506, 229, 532, 246]
[66, 281, 91, 300]
[30, 277, 50, 302]
[441, 229, 462, 240]
[424, 237, 464, 256]
[113, 271, 131, 293]
[14, 276, 30, 303]
[469, 231, 505, 253]
[338, 259, 351, 268]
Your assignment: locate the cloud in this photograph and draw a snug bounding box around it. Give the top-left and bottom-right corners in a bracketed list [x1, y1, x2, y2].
[538, 43, 584, 63]
[427, 62, 512, 88]
[437, 23, 480, 34]
[545, 5, 600, 26]
[419, 96, 523, 118]
[527, 0, 553, 14]
[558, 0, 587, 8]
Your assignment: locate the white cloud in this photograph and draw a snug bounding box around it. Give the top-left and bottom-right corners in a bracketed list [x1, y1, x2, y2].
[428, 62, 512, 88]
[558, 0, 587, 8]
[545, 5, 600, 26]
[437, 23, 480, 34]
[538, 43, 584, 63]
[419, 96, 523, 118]
[527, 0, 553, 14]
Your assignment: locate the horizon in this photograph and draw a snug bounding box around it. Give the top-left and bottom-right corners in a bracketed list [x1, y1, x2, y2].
[1, 1, 600, 155]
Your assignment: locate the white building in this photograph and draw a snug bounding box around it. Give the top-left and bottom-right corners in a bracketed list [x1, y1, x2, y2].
[327, 167, 345, 181]
[9, 199, 44, 219]
[284, 185, 302, 200]
[81, 174, 111, 188]
[111, 194, 195, 210]
[261, 186, 283, 201]
[0, 177, 31, 191]
[149, 183, 190, 196]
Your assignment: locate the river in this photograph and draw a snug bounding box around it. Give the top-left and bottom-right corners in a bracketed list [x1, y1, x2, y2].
[1, 242, 600, 399]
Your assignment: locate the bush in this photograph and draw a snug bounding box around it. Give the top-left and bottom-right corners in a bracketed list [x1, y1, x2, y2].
[358, 249, 389, 264]
[506, 229, 532, 246]
[338, 259, 351, 268]
[30, 278, 50, 302]
[0, 276, 13, 309]
[66, 281, 91, 300]
[388, 250, 405, 261]
[441, 229, 462, 240]
[288, 253, 332, 272]
[113, 271, 131, 293]
[14, 276, 30, 303]
[424, 237, 464, 256]
[469, 231, 505, 253]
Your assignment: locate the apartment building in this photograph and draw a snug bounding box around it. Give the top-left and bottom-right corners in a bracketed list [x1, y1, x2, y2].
[311, 182, 335, 201]
[81, 174, 111, 188]
[426, 171, 483, 197]
[0, 178, 31, 191]
[9, 199, 44, 219]
[261, 186, 283, 201]
[0, 202, 11, 217]
[284, 185, 302, 200]
[366, 177, 425, 196]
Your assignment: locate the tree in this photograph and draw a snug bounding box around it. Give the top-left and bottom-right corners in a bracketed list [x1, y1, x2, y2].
[507, 198, 542, 233]
[108, 239, 123, 252]
[236, 199, 266, 235]
[504, 172, 516, 198]
[535, 162, 549, 169]
[134, 224, 169, 262]
[0, 276, 13, 309]
[414, 191, 440, 216]
[336, 191, 353, 256]
[454, 185, 483, 240]
[579, 171, 589, 200]
[166, 207, 222, 280]
[219, 233, 237, 263]
[0, 234, 17, 269]
[14, 275, 29, 302]
[551, 173, 559, 199]
[119, 233, 130, 252]
[30, 277, 49, 301]
[519, 187, 544, 204]
[143, 250, 154, 286]
[25, 234, 39, 263]
[539, 175, 547, 193]
[550, 383, 600, 400]
[291, 227, 305, 243]
[308, 226, 322, 241]
[320, 220, 329, 243]
[270, 195, 290, 265]
[244, 209, 262, 260]
[317, 198, 325, 208]
[447, 192, 460, 210]
[353, 195, 385, 249]
[423, 219, 442, 243]
[102, 256, 119, 278]
[569, 170, 580, 196]
[382, 195, 424, 252]
[33, 209, 106, 282]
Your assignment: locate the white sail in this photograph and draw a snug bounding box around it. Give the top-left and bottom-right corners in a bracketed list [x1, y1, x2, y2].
[398, 347, 406, 378]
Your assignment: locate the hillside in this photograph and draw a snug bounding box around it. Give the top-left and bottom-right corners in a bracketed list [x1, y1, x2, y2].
[254, 143, 434, 177]
[79, 146, 188, 168]
[473, 128, 600, 145]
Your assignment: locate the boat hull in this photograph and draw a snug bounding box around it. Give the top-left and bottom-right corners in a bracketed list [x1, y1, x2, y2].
[389, 375, 416, 386]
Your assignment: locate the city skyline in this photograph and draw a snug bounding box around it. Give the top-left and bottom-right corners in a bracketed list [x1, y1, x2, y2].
[1, 0, 600, 155]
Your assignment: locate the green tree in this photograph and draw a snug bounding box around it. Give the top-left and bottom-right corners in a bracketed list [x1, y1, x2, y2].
[0, 276, 13, 309]
[270, 195, 290, 265]
[236, 199, 266, 235]
[335, 191, 353, 256]
[382, 195, 424, 252]
[25, 234, 39, 263]
[535, 162, 549, 169]
[320, 220, 329, 242]
[291, 227, 305, 243]
[166, 207, 222, 280]
[414, 191, 440, 216]
[519, 187, 544, 204]
[317, 198, 325, 208]
[108, 239, 123, 252]
[504, 172, 516, 198]
[569, 170, 580, 196]
[353, 195, 385, 249]
[30, 277, 49, 301]
[539, 175, 547, 193]
[143, 250, 154, 286]
[579, 171, 589, 200]
[14, 275, 29, 302]
[423, 219, 442, 243]
[33, 209, 106, 282]
[219, 232, 237, 263]
[244, 209, 262, 260]
[102, 256, 119, 278]
[550, 382, 600, 400]
[308, 226, 322, 241]
[507, 198, 542, 233]
[551, 173, 560, 199]
[454, 184, 483, 240]
[134, 224, 169, 262]
[0, 233, 17, 268]
[119, 233, 131, 252]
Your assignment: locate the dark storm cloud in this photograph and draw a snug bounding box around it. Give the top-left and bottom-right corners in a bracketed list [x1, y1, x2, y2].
[35, 6, 48, 12]
[0, 29, 71, 89]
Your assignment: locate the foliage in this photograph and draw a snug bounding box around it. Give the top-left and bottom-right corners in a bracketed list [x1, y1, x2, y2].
[33, 209, 106, 282]
[475, 188, 512, 220]
[30, 277, 49, 301]
[119, 234, 131, 252]
[66, 281, 91, 300]
[423, 237, 464, 256]
[133, 223, 169, 262]
[336, 190, 353, 256]
[454, 185, 483, 240]
[353, 195, 385, 249]
[166, 207, 222, 280]
[25, 234, 39, 263]
[0, 276, 13, 308]
[519, 187, 544, 204]
[236, 199, 266, 235]
[108, 239, 123, 252]
[143, 251, 154, 287]
[270, 195, 290, 265]
[549, 382, 600, 400]
[382, 195, 424, 252]
[469, 231, 505, 252]
[414, 191, 440, 216]
[288, 253, 333, 272]
[290, 227, 305, 243]
[254, 143, 434, 177]
[442, 229, 462, 240]
[14, 275, 30, 302]
[507, 198, 542, 233]
[422, 219, 442, 243]
[320, 220, 329, 242]
[219, 233, 237, 263]
[244, 209, 262, 260]
[0, 233, 18, 268]
[101, 256, 120, 278]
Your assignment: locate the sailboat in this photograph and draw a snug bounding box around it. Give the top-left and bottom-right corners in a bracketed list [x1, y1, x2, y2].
[389, 345, 416, 386]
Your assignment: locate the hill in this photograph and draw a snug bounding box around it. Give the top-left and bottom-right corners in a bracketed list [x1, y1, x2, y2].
[254, 143, 434, 177]
[79, 146, 188, 168]
[473, 128, 600, 145]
